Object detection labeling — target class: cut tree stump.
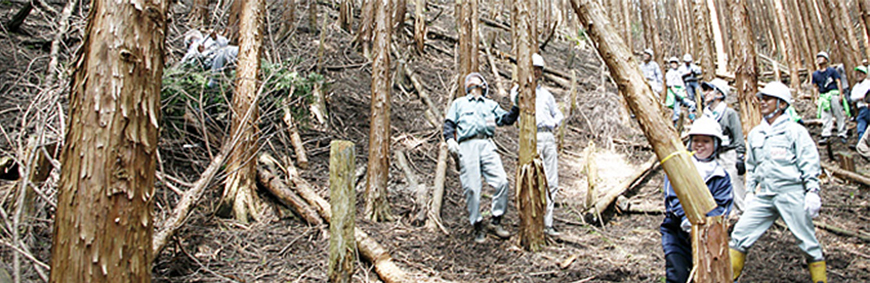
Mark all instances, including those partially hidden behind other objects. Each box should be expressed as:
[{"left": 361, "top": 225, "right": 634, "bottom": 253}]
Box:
[
  {"left": 837, "top": 152, "right": 855, "bottom": 184},
  {"left": 691, "top": 215, "right": 732, "bottom": 282},
  {"left": 328, "top": 140, "right": 356, "bottom": 283},
  {"left": 287, "top": 162, "right": 407, "bottom": 283}
]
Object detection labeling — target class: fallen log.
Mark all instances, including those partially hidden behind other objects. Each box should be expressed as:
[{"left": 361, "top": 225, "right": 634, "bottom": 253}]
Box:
[
  {"left": 822, "top": 162, "right": 870, "bottom": 187},
  {"left": 257, "top": 155, "right": 322, "bottom": 225},
  {"left": 283, "top": 101, "right": 310, "bottom": 169},
  {"left": 396, "top": 55, "right": 441, "bottom": 128},
  {"left": 153, "top": 152, "right": 227, "bottom": 258},
  {"left": 587, "top": 155, "right": 659, "bottom": 221},
  {"left": 425, "top": 142, "right": 450, "bottom": 234},
  {"left": 287, "top": 163, "right": 407, "bottom": 283},
  {"left": 396, "top": 150, "right": 428, "bottom": 225}
]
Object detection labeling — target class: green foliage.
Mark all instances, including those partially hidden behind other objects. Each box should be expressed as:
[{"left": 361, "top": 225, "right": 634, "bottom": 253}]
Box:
[
  {"left": 568, "top": 28, "right": 588, "bottom": 47},
  {"left": 159, "top": 60, "right": 326, "bottom": 135}
]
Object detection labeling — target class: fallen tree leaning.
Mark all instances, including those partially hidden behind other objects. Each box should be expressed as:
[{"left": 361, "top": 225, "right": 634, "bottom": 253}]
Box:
[{"left": 587, "top": 155, "right": 659, "bottom": 221}]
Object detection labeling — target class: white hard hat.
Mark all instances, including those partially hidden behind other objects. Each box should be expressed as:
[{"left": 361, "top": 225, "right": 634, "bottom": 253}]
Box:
[
  {"left": 643, "top": 49, "right": 654, "bottom": 57},
  {"left": 668, "top": 57, "right": 680, "bottom": 63},
  {"left": 756, "top": 81, "right": 793, "bottom": 105},
  {"left": 701, "top": 78, "right": 730, "bottom": 99},
  {"left": 533, "top": 53, "right": 545, "bottom": 68},
  {"left": 688, "top": 116, "right": 724, "bottom": 142},
  {"left": 816, "top": 51, "right": 830, "bottom": 60},
  {"left": 683, "top": 54, "right": 693, "bottom": 62}
]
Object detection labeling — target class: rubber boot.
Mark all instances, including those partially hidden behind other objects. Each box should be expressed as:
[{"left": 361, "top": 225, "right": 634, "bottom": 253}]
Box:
[
  {"left": 730, "top": 248, "right": 745, "bottom": 281},
  {"left": 809, "top": 261, "right": 827, "bottom": 283},
  {"left": 490, "top": 216, "right": 510, "bottom": 239},
  {"left": 473, "top": 221, "right": 485, "bottom": 243}
]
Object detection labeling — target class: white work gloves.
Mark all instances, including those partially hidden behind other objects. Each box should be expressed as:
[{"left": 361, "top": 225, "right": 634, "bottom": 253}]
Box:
[
  {"left": 680, "top": 218, "right": 691, "bottom": 233},
  {"left": 804, "top": 191, "right": 821, "bottom": 218},
  {"left": 447, "top": 139, "right": 460, "bottom": 155}
]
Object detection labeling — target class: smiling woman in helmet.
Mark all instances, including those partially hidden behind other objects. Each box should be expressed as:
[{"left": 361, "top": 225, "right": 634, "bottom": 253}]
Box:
[{"left": 660, "top": 117, "right": 733, "bottom": 283}]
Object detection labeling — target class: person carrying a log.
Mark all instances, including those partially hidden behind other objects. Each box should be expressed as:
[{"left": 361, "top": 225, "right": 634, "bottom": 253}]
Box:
[
  {"left": 700, "top": 79, "right": 747, "bottom": 214},
  {"left": 730, "top": 81, "right": 827, "bottom": 283},
  {"left": 444, "top": 72, "right": 519, "bottom": 243},
  {"left": 640, "top": 48, "right": 663, "bottom": 94},
  {"left": 678, "top": 53, "right": 703, "bottom": 102},
  {"left": 660, "top": 116, "right": 733, "bottom": 283},
  {"left": 850, "top": 66, "right": 870, "bottom": 149},
  {"left": 665, "top": 57, "right": 697, "bottom": 124},
  {"left": 510, "top": 54, "right": 565, "bottom": 236},
  {"left": 813, "top": 51, "right": 849, "bottom": 145}
]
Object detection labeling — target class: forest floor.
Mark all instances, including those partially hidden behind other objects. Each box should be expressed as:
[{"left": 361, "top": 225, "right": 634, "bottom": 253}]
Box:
[{"left": 1, "top": 0, "right": 870, "bottom": 282}]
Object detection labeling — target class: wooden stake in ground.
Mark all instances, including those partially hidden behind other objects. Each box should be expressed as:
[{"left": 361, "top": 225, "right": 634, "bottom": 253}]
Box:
[
  {"left": 329, "top": 141, "right": 357, "bottom": 283},
  {"left": 50, "top": 0, "right": 168, "bottom": 281},
  {"left": 727, "top": 0, "right": 761, "bottom": 136},
  {"left": 691, "top": 215, "right": 732, "bottom": 281},
  {"left": 220, "top": 0, "right": 265, "bottom": 224},
  {"left": 414, "top": 0, "right": 426, "bottom": 52},
  {"left": 514, "top": 0, "right": 545, "bottom": 252},
  {"left": 569, "top": 0, "right": 716, "bottom": 228},
  {"left": 365, "top": 0, "right": 394, "bottom": 222},
  {"left": 583, "top": 141, "right": 597, "bottom": 210}
]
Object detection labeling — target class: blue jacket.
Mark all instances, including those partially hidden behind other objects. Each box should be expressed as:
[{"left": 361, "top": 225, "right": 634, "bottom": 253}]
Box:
[{"left": 663, "top": 161, "right": 733, "bottom": 221}]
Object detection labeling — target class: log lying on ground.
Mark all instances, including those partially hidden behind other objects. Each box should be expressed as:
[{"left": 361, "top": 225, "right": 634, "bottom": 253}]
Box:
[
  {"left": 287, "top": 163, "right": 407, "bottom": 283},
  {"left": 822, "top": 162, "right": 870, "bottom": 187},
  {"left": 425, "top": 143, "right": 450, "bottom": 234},
  {"left": 396, "top": 150, "right": 428, "bottom": 225},
  {"left": 257, "top": 156, "right": 322, "bottom": 225},
  {"left": 395, "top": 53, "right": 441, "bottom": 128},
  {"left": 282, "top": 102, "right": 310, "bottom": 169},
  {"left": 587, "top": 155, "right": 659, "bottom": 221},
  {"left": 153, "top": 152, "right": 227, "bottom": 258}
]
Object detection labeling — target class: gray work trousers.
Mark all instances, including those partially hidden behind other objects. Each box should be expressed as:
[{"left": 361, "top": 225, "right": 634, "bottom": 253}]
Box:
[
  {"left": 458, "top": 138, "right": 509, "bottom": 225},
  {"left": 537, "top": 131, "right": 559, "bottom": 227},
  {"left": 821, "top": 95, "right": 847, "bottom": 138},
  {"left": 719, "top": 149, "right": 746, "bottom": 214},
  {"left": 729, "top": 189, "right": 824, "bottom": 262}
]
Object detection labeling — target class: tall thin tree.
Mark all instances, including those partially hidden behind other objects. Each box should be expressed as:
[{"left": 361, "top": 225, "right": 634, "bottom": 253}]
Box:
[
  {"left": 220, "top": 0, "right": 265, "bottom": 224},
  {"left": 728, "top": 0, "right": 761, "bottom": 135},
  {"left": 365, "top": 0, "right": 393, "bottom": 222},
  {"left": 514, "top": 0, "right": 545, "bottom": 252},
  {"left": 773, "top": 0, "right": 800, "bottom": 89},
  {"left": 49, "top": 0, "right": 168, "bottom": 281}
]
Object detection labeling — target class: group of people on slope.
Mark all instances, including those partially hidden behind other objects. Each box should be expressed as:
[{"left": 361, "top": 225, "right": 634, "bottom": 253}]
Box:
[
  {"left": 443, "top": 54, "right": 564, "bottom": 243},
  {"left": 643, "top": 51, "right": 829, "bottom": 283}
]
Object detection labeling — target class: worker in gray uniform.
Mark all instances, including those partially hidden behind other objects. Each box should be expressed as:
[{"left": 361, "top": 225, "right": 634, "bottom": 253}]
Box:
[
  {"left": 444, "top": 72, "right": 519, "bottom": 243},
  {"left": 700, "top": 79, "right": 746, "bottom": 214},
  {"left": 729, "top": 81, "right": 827, "bottom": 283}
]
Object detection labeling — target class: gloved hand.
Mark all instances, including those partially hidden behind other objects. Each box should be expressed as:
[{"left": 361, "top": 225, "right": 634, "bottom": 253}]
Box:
[
  {"left": 736, "top": 159, "right": 746, "bottom": 175},
  {"left": 744, "top": 192, "right": 755, "bottom": 208},
  {"left": 804, "top": 191, "right": 821, "bottom": 218},
  {"left": 680, "top": 218, "right": 691, "bottom": 233},
  {"left": 447, "top": 139, "right": 460, "bottom": 155}
]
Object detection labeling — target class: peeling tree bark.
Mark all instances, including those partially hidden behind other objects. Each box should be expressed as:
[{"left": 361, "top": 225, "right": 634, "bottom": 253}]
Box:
[
  {"left": 365, "top": 0, "right": 393, "bottom": 222},
  {"left": 457, "top": 0, "right": 480, "bottom": 97},
  {"left": 220, "top": 0, "right": 265, "bottom": 224},
  {"left": 728, "top": 0, "right": 761, "bottom": 136},
  {"left": 49, "top": 0, "right": 168, "bottom": 281},
  {"left": 514, "top": 0, "right": 545, "bottom": 252}
]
